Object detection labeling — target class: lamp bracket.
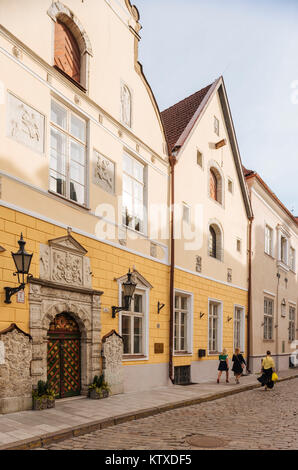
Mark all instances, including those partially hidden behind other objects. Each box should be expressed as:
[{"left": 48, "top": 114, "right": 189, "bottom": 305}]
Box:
[
  {"left": 4, "top": 283, "right": 25, "bottom": 304},
  {"left": 157, "top": 302, "right": 165, "bottom": 314}
]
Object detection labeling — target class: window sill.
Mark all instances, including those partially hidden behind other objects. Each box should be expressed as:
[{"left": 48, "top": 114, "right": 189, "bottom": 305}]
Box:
[
  {"left": 264, "top": 252, "right": 275, "bottom": 260},
  {"left": 173, "top": 352, "right": 192, "bottom": 357},
  {"left": 263, "top": 339, "right": 274, "bottom": 342},
  {"left": 122, "top": 355, "right": 148, "bottom": 361},
  {"left": 48, "top": 190, "right": 90, "bottom": 211},
  {"left": 53, "top": 65, "right": 87, "bottom": 93},
  {"left": 122, "top": 224, "right": 147, "bottom": 238}
]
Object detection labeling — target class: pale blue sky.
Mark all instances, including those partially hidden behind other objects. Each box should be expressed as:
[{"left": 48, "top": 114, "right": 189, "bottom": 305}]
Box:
[{"left": 134, "top": 0, "right": 298, "bottom": 215}]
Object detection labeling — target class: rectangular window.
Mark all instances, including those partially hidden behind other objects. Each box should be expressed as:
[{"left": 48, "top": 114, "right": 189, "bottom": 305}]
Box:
[
  {"left": 182, "top": 203, "right": 190, "bottom": 224},
  {"left": 281, "top": 236, "right": 288, "bottom": 264},
  {"left": 289, "top": 247, "right": 296, "bottom": 272},
  {"left": 121, "top": 291, "right": 145, "bottom": 355},
  {"left": 197, "top": 150, "right": 203, "bottom": 168},
  {"left": 289, "top": 306, "right": 296, "bottom": 342},
  {"left": 208, "top": 301, "right": 222, "bottom": 353},
  {"left": 228, "top": 178, "right": 233, "bottom": 194},
  {"left": 234, "top": 307, "right": 244, "bottom": 352},
  {"left": 122, "top": 153, "right": 145, "bottom": 233},
  {"left": 236, "top": 239, "right": 241, "bottom": 253},
  {"left": 50, "top": 99, "right": 87, "bottom": 205},
  {"left": 265, "top": 225, "right": 273, "bottom": 256},
  {"left": 174, "top": 294, "right": 189, "bottom": 352},
  {"left": 264, "top": 298, "right": 274, "bottom": 340}
]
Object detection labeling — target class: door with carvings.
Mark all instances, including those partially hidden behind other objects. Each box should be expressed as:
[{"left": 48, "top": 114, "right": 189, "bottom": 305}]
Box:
[{"left": 47, "top": 313, "right": 81, "bottom": 398}]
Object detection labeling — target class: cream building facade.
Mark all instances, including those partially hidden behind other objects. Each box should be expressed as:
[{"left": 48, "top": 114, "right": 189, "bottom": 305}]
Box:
[{"left": 245, "top": 170, "right": 298, "bottom": 372}]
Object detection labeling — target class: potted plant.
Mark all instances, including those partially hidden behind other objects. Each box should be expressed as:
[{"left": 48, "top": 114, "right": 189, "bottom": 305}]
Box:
[
  {"left": 88, "top": 374, "right": 111, "bottom": 399},
  {"left": 32, "top": 380, "right": 56, "bottom": 410}
]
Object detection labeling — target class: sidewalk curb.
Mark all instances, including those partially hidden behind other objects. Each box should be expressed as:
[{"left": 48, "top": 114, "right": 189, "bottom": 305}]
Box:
[{"left": 1, "top": 373, "right": 298, "bottom": 450}]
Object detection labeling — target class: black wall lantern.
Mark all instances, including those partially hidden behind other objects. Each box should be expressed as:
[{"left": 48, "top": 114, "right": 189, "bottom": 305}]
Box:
[
  {"left": 112, "top": 269, "right": 137, "bottom": 318},
  {"left": 4, "top": 233, "right": 33, "bottom": 304}
]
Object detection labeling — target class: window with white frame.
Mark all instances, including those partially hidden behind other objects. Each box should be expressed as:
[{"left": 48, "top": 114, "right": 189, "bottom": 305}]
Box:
[
  {"left": 182, "top": 203, "right": 190, "bottom": 224},
  {"left": 265, "top": 225, "right": 273, "bottom": 256},
  {"left": 264, "top": 298, "right": 274, "bottom": 340},
  {"left": 121, "top": 290, "right": 145, "bottom": 356},
  {"left": 289, "top": 247, "right": 296, "bottom": 272},
  {"left": 289, "top": 306, "right": 296, "bottom": 342},
  {"left": 197, "top": 150, "right": 203, "bottom": 168},
  {"left": 281, "top": 236, "right": 288, "bottom": 264},
  {"left": 208, "top": 300, "right": 222, "bottom": 354},
  {"left": 122, "top": 153, "right": 145, "bottom": 233},
  {"left": 174, "top": 294, "right": 191, "bottom": 353},
  {"left": 234, "top": 306, "right": 245, "bottom": 352},
  {"left": 50, "top": 99, "right": 87, "bottom": 205}
]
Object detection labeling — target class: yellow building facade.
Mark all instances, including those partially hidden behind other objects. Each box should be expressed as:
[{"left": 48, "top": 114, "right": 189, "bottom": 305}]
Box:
[{"left": 0, "top": 0, "right": 252, "bottom": 413}]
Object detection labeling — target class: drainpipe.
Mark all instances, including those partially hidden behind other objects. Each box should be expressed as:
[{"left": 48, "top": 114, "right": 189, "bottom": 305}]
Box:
[
  {"left": 169, "top": 146, "right": 179, "bottom": 384},
  {"left": 246, "top": 216, "right": 254, "bottom": 373}
]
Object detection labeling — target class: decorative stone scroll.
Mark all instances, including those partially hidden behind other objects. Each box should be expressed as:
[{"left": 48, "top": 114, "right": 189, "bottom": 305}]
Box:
[
  {"left": 7, "top": 93, "right": 45, "bottom": 154},
  {"left": 39, "top": 234, "right": 92, "bottom": 288},
  {"left": 93, "top": 151, "right": 115, "bottom": 194},
  {"left": 101, "top": 330, "right": 124, "bottom": 396},
  {"left": 0, "top": 324, "right": 32, "bottom": 414}
]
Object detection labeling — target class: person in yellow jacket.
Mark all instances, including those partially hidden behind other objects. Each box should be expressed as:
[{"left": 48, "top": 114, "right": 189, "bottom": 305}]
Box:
[{"left": 257, "top": 351, "right": 276, "bottom": 390}]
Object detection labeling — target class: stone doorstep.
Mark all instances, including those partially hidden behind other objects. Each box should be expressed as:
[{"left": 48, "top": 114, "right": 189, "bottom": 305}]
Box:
[{"left": 1, "top": 373, "right": 298, "bottom": 451}]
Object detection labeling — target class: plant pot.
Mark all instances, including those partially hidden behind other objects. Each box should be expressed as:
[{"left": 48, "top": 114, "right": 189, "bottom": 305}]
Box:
[
  {"left": 47, "top": 398, "right": 55, "bottom": 409},
  {"left": 88, "top": 389, "right": 109, "bottom": 399},
  {"left": 32, "top": 397, "right": 48, "bottom": 410}
]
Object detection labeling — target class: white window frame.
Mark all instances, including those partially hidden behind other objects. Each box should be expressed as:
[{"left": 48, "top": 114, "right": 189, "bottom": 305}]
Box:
[
  {"left": 182, "top": 202, "right": 191, "bottom": 224},
  {"left": 233, "top": 305, "right": 245, "bottom": 353},
  {"left": 289, "top": 306, "right": 296, "bottom": 342},
  {"left": 265, "top": 225, "right": 273, "bottom": 256},
  {"left": 173, "top": 289, "right": 193, "bottom": 356},
  {"left": 50, "top": 98, "right": 87, "bottom": 206},
  {"left": 122, "top": 152, "right": 147, "bottom": 235},
  {"left": 208, "top": 299, "right": 223, "bottom": 355},
  {"left": 264, "top": 297, "right": 274, "bottom": 340},
  {"left": 118, "top": 282, "right": 149, "bottom": 361},
  {"left": 289, "top": 246, "right": 296, "bottom": 272}
]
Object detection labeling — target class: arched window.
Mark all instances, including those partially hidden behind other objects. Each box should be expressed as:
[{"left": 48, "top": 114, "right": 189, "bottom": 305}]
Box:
[
  {"left": 208, "top": 223, "right": 223, "bottom": 261},
  {"left": 210, "top": 169, "right": 218, "bottom": 201},
  {"left": 54, "top": 20, "right": 81, "bottom": 84},
  {"left": 209, "top": 165, "right": 223, "bottom": 205},
  {"left": 48, "top": 2, "right": 93, "bottom": 91}
]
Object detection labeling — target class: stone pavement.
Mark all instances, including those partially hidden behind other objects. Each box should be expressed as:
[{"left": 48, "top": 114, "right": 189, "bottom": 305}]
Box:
[{"left": 0, "top": 368, "right": 297, "bottom": 450}]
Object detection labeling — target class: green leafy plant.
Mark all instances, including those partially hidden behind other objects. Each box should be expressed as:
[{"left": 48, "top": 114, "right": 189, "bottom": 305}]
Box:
[
  {"left": 32, "top": 380, "right": 55, "bottom": 400},
  {"left": 88, "top": 374, "right": 111, "bottom": 395}
]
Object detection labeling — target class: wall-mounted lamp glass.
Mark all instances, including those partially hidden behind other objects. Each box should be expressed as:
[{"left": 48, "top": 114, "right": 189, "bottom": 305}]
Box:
[
  {"left": 4, "top": 233, "right": 33, "bottom": 304},
  {"left": 112, "top": 269, "right": 137, "bottom": 318}
]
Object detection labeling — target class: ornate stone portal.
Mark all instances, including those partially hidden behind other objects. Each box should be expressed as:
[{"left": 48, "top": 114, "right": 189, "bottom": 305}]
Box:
[
  {"left": 101, "top": 330, "right": 124, "bottom": 396},
  {"left": 29, "top": 234, "right": 103, "bottom": 395}
]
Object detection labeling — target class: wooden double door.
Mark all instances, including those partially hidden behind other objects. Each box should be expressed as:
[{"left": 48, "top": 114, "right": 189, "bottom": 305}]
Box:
[{"left": 47, "top": 313, "right": 81, "bottom": 398}]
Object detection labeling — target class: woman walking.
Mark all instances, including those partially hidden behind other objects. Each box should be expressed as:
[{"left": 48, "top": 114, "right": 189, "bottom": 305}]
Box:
[
  {"left": 257, "top": 351, "right": 276, "bottom": 390},
  {"left": 232, "top": 348, "right": 246, "bottom": 384},
  {"left": 217, "top": 348, "right": 229, "bottom": 383}
]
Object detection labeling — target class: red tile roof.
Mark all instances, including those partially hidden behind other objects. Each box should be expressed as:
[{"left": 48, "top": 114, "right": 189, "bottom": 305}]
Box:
[{"left": 161, "top": 83, "right": 214, "bottom": 151}]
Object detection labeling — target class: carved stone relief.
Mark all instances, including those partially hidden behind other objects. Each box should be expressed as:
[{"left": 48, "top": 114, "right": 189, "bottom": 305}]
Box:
[
  {"left": 93, "top": 150, "right": 115, "bottom": 194},
  {"left": 7, "top": 93, "right": 45, "bottom": 154},
  {"left": 39, "top": 234, "right": 92, "bottom": 288},
  {"left": 121, "top": 84, "right": 131, "bottom": 127},
  {"left": 101, "top": 330, "right": 124, "bottom": 395}
]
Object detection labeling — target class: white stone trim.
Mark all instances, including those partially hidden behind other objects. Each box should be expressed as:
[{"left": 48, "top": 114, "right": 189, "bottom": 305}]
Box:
[{"left": 263, "top": 290, "right": 276, "bottom": 298}]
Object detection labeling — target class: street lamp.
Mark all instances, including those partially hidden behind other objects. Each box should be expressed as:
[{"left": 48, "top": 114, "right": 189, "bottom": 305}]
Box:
[
  {"left": 112, "top": 269, "right": 137, "bottom": 318},
  {"left": 4, "top": 233, "right": 33, "bottom": 304}
]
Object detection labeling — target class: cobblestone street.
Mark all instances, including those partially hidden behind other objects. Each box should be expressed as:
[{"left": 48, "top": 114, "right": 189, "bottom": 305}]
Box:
[{"left": 43, "top": 378, "right": 298, "bottom": 451}]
